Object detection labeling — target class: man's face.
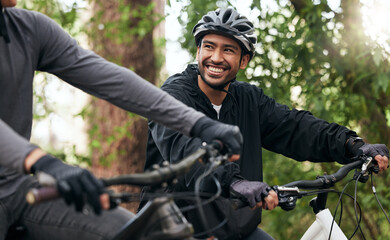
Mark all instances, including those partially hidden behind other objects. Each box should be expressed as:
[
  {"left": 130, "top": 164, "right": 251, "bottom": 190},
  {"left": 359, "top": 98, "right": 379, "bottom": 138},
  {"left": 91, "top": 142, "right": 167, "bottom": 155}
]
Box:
[
  {"left": 1, "top": 0, "right": 17, "bottom": 7},
  {"left": 196, "top": 33, "right": 249, "bottom": 88}
]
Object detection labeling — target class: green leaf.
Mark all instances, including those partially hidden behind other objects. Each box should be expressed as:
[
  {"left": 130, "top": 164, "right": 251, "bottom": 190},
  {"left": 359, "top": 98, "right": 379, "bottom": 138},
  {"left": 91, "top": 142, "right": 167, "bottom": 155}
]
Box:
[
  {"left": 373, "top": 48, "right": 382, "bottom": 67},
  {"left": 91, "top": 140, "right": 101, "bottom": 148},
  {"left": 378, "top": 73, "right": 389, "bottom": 93}
]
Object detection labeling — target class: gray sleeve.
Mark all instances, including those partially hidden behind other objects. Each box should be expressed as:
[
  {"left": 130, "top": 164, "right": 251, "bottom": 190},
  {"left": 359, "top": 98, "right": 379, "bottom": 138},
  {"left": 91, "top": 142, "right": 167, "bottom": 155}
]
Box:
[
  {"left": 0, "top": 119, "right": 38, "bottom": 174},
  {"left": 34, "top": 12, "right": 203, "bottom": 136}
]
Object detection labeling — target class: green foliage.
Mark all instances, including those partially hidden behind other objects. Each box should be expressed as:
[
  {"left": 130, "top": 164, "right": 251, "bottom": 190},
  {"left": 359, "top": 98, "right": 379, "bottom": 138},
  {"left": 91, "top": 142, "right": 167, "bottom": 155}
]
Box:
[
  {"left": 19, "top": 0, "right": 84, "bottom": 34},
  {"left": 88, "top": 1, "right": 164, "bottom": 48}
]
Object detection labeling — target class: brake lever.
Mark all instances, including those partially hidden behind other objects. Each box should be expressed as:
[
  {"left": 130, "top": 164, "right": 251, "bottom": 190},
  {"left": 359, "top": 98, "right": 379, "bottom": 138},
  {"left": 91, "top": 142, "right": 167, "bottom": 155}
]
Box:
[
  {"left": 361, "top": 156, "right": 374, "bottom": 175},
  {"left": 354, "top": 155, "right": 379, "bottom": 183},
  {"left": 201, "top": 142, "right": 229, "bottom": 166},
  {"left": 274, "top": 186, "right": 300, "bottom": 211}
]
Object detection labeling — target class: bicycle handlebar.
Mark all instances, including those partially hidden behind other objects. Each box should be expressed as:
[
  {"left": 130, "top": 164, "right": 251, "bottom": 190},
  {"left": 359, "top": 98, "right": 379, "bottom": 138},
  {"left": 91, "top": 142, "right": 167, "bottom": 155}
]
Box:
[
  {"left": 102, "top": 148, "right": 207, "bottom": 187},
  {"left": 283, "top": 159, "right": 364, "bottom": 188},
  {"left": 232, "top": 155, "right": 377, "bottom": 211},
  {"left": 26, "top": 141, "right": 226, "bottom": 205}
]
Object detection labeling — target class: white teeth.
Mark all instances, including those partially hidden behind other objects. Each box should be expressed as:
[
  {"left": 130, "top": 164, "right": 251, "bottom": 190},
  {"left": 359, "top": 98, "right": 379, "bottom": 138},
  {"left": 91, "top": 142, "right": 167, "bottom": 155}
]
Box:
[{"left": 208, "top": 66, "right": 224, "bottom": 73}]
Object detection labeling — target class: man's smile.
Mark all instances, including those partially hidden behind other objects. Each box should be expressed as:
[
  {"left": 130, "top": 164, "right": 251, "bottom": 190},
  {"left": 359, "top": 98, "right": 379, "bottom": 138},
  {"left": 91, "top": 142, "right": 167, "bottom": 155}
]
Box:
[
  {"left": 208, "top": 66, "right": 224, "bottom": 73},
  {"left": 204, "top": 62, "right": 230, "bottom": 78}
]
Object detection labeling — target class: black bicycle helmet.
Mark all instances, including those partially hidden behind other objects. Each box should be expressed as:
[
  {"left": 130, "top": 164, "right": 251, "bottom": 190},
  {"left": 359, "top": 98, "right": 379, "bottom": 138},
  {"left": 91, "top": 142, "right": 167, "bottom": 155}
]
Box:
[{"left": 192, "top": 7, "right": 257, "bottom": 59}]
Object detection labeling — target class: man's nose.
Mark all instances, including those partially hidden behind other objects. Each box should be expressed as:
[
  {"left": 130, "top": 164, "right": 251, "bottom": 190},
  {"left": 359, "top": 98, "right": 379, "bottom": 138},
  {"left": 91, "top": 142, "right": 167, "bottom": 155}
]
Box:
[{"left": 210, "top": 50, "right": 223, "bottom": 63}]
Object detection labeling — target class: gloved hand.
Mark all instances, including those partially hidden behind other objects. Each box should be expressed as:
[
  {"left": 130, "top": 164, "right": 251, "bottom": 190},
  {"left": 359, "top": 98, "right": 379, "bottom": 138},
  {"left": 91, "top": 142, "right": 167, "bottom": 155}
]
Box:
[
  {"left": 191, "top": 116, "right": 243, "bottom": 157},
  {"left": 230, "top": 179, "right": 274, "bottom": 209},
  {"left": 346, "top": 136, "right": 389, "bottom": 171},
  {"left": 31, "top": 155, "right": 104, "bottom": 214}
]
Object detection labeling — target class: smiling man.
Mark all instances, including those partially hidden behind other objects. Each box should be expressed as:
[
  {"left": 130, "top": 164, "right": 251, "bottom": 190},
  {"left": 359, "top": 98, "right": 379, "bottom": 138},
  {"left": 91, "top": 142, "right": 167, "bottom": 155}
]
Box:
[{"left": 141, "top": 7, "right": 389, "bottom": 240}]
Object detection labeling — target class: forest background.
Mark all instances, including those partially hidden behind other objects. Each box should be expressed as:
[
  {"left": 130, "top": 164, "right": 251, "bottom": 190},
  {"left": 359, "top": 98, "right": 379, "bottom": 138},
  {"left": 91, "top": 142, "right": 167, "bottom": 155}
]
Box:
[{"left": 19, "top": 0, "right": 390, "bottom": 239}]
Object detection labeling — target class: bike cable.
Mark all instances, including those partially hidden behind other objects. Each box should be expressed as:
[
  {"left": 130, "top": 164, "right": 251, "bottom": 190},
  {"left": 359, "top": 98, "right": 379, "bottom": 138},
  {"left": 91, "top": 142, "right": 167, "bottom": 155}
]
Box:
[
  {"left": 370, "top": 174, "right": 390, "bottom": 224},
  {"left": 193, "top": 175, "right": 229, "bottom": 238},
  {"left": 194, "top": 163, "right": 226, "bottom": 238},
  {"left": 328, "top": 178, "right": 352, "bottom": 240},
  {"left": 353, "top": 173, "right": 366, "bottom": 240}
]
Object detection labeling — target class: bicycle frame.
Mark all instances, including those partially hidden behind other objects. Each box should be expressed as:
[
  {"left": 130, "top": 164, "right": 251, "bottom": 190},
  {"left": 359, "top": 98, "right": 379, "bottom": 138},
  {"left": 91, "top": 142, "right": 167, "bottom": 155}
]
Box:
[
  {"left": 301, "top": 208, "right": 347, "bottom": 240},
  {"left": 300, "top": 191, "right": 348, "bottom": 240},
  {"left": 113, "top": 196, "right": 194, "bottom": 240}
]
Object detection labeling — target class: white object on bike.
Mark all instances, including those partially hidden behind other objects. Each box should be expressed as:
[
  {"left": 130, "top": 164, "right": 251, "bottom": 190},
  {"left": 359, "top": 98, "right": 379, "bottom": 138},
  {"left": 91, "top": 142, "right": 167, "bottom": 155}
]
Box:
[{"left": 301, "top": 208, "right": 347, "bottom": 240}]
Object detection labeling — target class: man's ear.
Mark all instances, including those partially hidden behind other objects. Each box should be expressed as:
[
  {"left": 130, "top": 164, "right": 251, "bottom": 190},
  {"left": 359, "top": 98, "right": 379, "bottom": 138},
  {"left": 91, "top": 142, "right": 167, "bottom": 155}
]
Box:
[
  {"left": 196, "top": 46, "right": 200, "bottom": 61},
  {"left": 240, "top": 54, "right": 250, "bottom": 69}
]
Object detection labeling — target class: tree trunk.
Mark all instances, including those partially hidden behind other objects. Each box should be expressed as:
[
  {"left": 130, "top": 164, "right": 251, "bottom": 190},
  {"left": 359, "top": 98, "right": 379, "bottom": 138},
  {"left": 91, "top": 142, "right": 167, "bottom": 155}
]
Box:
[{"left": 87, "top": 0, "right": 164, "bottom": 212}]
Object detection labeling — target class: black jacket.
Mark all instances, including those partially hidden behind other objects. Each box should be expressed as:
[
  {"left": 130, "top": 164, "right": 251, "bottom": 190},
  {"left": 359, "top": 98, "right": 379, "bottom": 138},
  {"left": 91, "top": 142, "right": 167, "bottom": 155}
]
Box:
[{"left": 143, "top": 64, "right": 356, "bottom": 239}]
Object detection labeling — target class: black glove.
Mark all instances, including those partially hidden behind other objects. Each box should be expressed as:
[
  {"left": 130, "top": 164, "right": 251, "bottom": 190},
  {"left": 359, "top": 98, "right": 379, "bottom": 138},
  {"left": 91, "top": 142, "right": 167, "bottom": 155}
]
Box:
[
  {"left": 360, "top": 144, "right": 389, "bottom": 159},
  {"left": 31, "top": 155, "right": 104, "bottom": 214},
  {"left": 346, "top": 136, "right": 389, "bottom": 159},
  {"left": 229, "top": 179, "right": 271, "bottom": 208},
  {"left": 191, "top": 116, "right": 243, "bottom": 155}
]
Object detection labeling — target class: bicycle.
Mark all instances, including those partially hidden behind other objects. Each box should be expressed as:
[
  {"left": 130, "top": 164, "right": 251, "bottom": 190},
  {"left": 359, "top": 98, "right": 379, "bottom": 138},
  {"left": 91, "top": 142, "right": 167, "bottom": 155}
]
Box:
[
  {"left": 25, "top": 141, "right": 230, "bottom": 240},
  {"left": 232, "top": 155, "right": 390, "bottom": 239},
  {"left": 19, "top": 150, "right": 390, "bottom": 239}
]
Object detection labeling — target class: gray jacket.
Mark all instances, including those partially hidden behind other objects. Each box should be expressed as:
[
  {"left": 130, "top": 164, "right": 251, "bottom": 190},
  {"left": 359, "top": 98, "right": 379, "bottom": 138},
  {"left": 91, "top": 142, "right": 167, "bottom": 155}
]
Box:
[{"left": 0, "top": 7, "right": 203, "bottom": 198}]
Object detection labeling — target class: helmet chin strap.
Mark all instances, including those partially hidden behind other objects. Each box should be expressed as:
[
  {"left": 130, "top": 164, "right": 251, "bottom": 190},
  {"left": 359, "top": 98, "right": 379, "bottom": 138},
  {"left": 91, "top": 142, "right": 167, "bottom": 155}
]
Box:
[
  {"left": 197, "top": 68, "right": 235, "bottom": 92},
  {"left": 0, "top": 6, "right": 10, "bottom": 44}
]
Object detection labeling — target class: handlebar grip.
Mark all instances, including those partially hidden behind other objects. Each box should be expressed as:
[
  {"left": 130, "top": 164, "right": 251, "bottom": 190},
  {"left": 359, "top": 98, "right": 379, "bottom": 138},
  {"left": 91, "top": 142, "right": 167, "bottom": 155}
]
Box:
[{"left": 26, "top": 187, "right": 59, "bottom": 205}]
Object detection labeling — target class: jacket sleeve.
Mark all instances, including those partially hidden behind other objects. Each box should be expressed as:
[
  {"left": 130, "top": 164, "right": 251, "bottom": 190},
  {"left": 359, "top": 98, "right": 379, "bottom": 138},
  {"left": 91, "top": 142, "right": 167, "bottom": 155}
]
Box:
[
  {"left": 258, "top": 91, "right": 356, "bottom": 164},
  {"left": 149, "top": 120, "right": 241, "bottom": 195},
  {"left": 148, "top": 87, "right": 240, "bottom": 195},
  {"left": 32, "top": 11, "right": 203, "bottom": 136},
  {"left": 0, "top": 119, "right": 38, "bottom": 174}
]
